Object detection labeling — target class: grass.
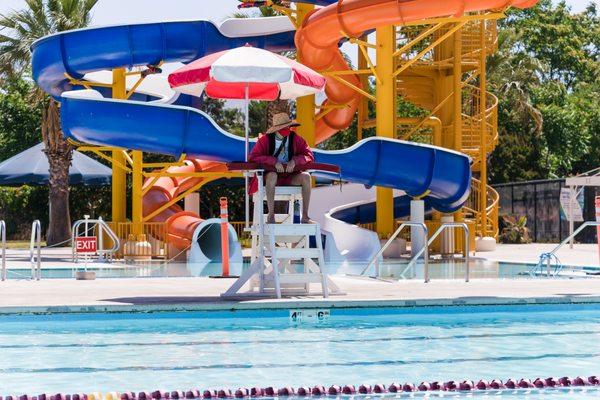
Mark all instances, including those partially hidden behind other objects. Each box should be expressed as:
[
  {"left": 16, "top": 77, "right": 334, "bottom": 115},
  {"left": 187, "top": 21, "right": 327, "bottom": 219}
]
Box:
[{"left": 4, "top": 240, "right": 47, "bottom": 249}]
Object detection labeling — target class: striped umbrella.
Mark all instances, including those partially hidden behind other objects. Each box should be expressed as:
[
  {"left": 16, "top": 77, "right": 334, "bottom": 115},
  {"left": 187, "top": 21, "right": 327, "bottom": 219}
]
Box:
[
  {"left": 168, "top": 44, "right": 325, "bottom": 227},
  {"left": 168, "top": 45, "right": 325, "bottom": 159}
]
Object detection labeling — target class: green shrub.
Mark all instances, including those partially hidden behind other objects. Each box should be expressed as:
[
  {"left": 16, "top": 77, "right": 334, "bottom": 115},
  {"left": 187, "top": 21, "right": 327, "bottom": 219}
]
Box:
[{"left": 499, "top": 214, "right": 532, "bottom": 244}]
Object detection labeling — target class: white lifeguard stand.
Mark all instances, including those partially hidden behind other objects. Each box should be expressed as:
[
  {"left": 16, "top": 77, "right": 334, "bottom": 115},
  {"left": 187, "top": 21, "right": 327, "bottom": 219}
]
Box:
[{"left": 222, "top": 171, "right": 340, "bottom": 298}]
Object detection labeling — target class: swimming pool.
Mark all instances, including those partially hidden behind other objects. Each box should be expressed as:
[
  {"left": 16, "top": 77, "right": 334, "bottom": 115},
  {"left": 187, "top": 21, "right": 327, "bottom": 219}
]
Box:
[
  {"left": 4, "top": 259, "right": 598, "bottom": 280},
  {"left": 0, "top": 304, "right": 598, "bottom": 398}
]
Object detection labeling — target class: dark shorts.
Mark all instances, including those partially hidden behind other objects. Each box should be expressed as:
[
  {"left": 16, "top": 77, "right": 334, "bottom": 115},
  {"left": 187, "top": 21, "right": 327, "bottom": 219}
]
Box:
[
  {"left": 266, "top": 172, "right": 300, "bottom": 186},
  {"left": 276, "top": 173, "right": 297, "bottom": 186}
]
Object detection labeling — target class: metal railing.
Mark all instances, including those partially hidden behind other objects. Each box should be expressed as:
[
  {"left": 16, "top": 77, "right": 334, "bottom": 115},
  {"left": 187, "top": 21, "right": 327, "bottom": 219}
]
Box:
[
  {"left": 72, "top": 217, "right": 120, "bottom": 262},
  {"left": 0, "top": 220, "right": 6, "bottom": 281},
  {"left": 465, "top": 177, "right": 499, "bottom": 239},
  {"left": 530, "top": 221, "right": 600, "bottom": 277},
  {"left": 361, "top": 222, "right": 429, "bottom": 278},
  {"left": 407, "top": 222, "right": 470, "bottom": 282},
  {"left": 108, "top": 221, "right": 168, "bottom": 259},
  {"left": 29, "top": 220, "right": 41, "bottom": 281}
]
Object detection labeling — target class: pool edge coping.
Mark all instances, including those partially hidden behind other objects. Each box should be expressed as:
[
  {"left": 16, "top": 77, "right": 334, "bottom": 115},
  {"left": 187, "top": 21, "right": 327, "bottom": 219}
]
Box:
[{"left": 1, "top": 295, "right": 599, "bottom": 315}]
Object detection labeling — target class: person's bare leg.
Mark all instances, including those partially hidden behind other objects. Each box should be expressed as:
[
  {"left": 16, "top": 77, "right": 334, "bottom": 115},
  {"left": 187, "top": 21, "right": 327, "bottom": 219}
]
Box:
[
  {"left": 291, "top": 172, "right": 313, "bottom": 223},
  {"left": 265, "top": 172, "right": 278, "bottom": 224}
]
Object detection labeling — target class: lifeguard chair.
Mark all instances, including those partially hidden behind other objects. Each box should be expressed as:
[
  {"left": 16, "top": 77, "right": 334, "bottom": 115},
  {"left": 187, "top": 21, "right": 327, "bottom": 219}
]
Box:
[{"left": 222, "top": 164, "right": 341, "bottom": 298}]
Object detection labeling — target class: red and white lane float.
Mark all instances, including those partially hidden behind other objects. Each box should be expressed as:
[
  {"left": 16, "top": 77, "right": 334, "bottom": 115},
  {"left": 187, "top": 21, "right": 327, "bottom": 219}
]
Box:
[{"left": 2, "top": 376, "right": 599, "bottom": 400}]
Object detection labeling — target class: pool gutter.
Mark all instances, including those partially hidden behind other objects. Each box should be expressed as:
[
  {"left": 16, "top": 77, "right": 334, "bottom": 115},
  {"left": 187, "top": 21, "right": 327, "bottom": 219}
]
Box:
[{"left": 1, "top": 295, "right": 600, "bottom": 315}]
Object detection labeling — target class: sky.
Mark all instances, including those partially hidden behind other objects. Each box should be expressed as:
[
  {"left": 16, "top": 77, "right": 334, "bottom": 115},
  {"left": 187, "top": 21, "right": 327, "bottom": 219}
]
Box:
[
  {"left": 0, "top": 0, "right": 595, "bottom": 106},
  {"left": 0, "top": 0, "right": 597, "bottom": 26}
]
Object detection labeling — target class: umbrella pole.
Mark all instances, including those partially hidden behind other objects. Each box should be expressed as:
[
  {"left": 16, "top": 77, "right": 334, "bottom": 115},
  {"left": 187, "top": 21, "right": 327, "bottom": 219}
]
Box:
[{"left": 244, "top": 84, "right": 250, "bottom": 230}]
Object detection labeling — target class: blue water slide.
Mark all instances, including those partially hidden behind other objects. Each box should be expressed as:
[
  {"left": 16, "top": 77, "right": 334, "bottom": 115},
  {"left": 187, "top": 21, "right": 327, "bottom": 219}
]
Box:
[
  {"left": 60, "top": 95, "right": 471, "bottom": 212},
  {"left": 31, "top": 20, "right": 296, "bottom": 99},
  {"left": 31, "top": 18, "right": 470, "bottom": 215},
  {"left": 331, "top": 195, "right": 433, "bottom": 225}
]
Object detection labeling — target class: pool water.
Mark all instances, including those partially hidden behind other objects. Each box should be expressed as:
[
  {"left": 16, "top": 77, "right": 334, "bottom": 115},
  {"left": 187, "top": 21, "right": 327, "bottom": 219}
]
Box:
[
  {"left": 0, "top": 304, "right": 599, "bottom": 398},
  {"left": 4, "top": 259, "right": 598, "bottom": 280}
]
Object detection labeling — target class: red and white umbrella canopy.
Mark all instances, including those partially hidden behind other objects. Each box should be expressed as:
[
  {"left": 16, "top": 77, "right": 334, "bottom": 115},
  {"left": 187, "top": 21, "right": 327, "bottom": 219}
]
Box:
[{"left": 168, "top": 45, "right": 325, "bottom": 100}]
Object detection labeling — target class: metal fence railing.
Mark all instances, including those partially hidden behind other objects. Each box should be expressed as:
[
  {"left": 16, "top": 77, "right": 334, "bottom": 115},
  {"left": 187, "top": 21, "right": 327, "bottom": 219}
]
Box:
[{"left": 108, "top": 222, "right": 169, "bottom": 259}]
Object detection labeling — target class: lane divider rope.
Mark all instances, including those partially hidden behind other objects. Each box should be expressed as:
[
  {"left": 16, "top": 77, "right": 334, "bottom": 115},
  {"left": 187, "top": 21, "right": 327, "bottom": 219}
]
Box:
[{"left": 3, "top": 376, "right": 599, "bottom": 400}]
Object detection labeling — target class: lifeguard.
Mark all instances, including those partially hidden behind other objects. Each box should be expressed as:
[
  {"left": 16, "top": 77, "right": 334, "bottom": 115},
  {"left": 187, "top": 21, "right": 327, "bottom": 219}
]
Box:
[{"left": 249, "top": 113, "right": 314, "bottom": 224}]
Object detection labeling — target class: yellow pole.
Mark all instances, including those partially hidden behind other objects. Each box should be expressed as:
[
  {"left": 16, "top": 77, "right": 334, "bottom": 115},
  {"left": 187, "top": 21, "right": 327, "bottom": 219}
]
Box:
[
  {"left": 452, "top": 24, "right": 465, "bottom": 251},
  {"left": 132, "top": 150, "right": 143, "bottom": 234},
  {"left": 357, "top": 35, "right": 369, "bottom": 141},
  {"left": 479, "top": 20, "right": 487, "bottom": 237},
  {"left": 453, "top": 25, "right": 462, "bottom": 152},
  {"left": 111, "top": 69, "right": 127, "bottom": 224},
  {"left": 375, "top": 25, "right": 396, "bottom": 237},
  {"left": 296, "top": 3, "right": 316, "bottom": 147}
]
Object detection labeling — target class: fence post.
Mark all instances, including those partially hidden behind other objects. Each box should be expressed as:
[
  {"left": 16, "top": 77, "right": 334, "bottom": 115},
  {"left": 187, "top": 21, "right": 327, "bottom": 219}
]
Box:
[
  {"left": 220, "top": 197, "right": 230, "bottom": 277},
  {"left": 596, "top": 196, "right": 600, "bottom": 264}
]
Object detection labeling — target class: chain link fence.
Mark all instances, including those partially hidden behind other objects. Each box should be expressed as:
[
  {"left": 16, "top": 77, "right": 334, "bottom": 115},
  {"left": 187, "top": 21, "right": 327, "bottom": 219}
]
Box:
[{"left": 492, "top": 179, "right": 597, "bottom": 243}]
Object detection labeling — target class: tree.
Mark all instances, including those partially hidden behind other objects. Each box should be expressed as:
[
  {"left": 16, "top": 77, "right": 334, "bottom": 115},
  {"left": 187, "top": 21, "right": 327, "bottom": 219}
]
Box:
[
  {"left": 0, "top": 76, "right": 41, "bottom": 157},
  {"left": 0, "top": 0, "right": 98, "bottom": 245},
  {"left": 489, "top": 0, "right": 599, "bottom": 183}
]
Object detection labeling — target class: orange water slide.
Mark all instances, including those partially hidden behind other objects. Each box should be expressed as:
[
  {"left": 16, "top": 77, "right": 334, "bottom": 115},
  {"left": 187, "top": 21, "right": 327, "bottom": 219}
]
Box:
[
  {"left": 142, "top": 160, "right": 228, "bottom": 250},
  {"left": 296, "top": 0, "right": 538, "bottom": 142}
]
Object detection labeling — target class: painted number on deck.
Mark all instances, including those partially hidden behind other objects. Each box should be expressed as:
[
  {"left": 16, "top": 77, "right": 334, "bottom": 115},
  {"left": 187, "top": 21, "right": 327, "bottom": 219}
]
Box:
[
  {"left": 76, "top": 237, "right": 97, "bottom": 254},
  {"left": 289, "top": 309, "right": 330, "bottom": 322}
]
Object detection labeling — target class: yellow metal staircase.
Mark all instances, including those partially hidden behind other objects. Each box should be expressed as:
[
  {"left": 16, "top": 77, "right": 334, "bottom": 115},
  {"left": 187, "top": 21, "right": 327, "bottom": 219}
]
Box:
[{"left": 394, "top": 16, "right": 501, "bottom": 238}]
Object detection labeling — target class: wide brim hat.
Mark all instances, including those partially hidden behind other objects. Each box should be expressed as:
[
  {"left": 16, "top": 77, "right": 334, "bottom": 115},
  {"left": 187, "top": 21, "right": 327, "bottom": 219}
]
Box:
[{"left": 266, "top": 112, "right": 301, "bottom": 134}]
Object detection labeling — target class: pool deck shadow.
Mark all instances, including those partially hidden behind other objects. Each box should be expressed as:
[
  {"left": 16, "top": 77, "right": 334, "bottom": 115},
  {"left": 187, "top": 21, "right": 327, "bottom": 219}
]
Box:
[{"left": 0, "top": 275, "right": 599, "bottom": 314}]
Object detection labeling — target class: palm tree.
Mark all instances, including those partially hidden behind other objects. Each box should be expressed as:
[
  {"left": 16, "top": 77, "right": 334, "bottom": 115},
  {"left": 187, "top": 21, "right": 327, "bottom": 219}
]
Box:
[
  {"left": 487, "top": 29, "right": 545, "bottom": 135},
  {"left": 0, "top": 0, "right": 98, "bottom": 245}
]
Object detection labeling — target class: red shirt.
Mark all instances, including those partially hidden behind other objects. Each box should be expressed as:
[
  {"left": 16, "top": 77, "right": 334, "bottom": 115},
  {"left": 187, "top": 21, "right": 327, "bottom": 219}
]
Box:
[{"left": 247, "top": 132, "right": 314, "bottom": 194}]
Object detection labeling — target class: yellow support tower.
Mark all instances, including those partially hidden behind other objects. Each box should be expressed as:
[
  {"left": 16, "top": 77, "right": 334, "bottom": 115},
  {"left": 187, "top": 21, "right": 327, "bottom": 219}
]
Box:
[
  {"left": 452, "top": 25, "right": 465, "bottom": 231},
  {"left": 111, "top": 69, "right": 127, "bottom": 223},
  {"left": 479, "top": 19, "right": 488, "bottom": 238},
  {"left": 132, "top": 150, "right": 143, "bottom": 234},
  {"left": 375, "top": 26, "right": 396, "bottom": 237}
]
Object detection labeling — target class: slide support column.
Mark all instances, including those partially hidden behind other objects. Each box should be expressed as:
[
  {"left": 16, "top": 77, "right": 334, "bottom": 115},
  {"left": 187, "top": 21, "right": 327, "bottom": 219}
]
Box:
[
  {"left": 410, "top": 200, "right": 425, "bottom": 259},
  {"left": 111, "top": 68, "right": 127, "bottom": 224},
  {"left": 479, "top": 20, "right": 488, "bottom": 238},
  {"left": 132, "top": 150, "right": 143, "bottom": 235},
  {"left": 296, "top": 3, "right": 316, "bottom": 148},
  {"left": 375, "top": 25, "right": 396, "bottom": 238},
  {"left": 357, "top": 35, "right": 369, "bottom": 141},
  {"left": 452, "top": 25, "right": 464, "bottom": 251}
]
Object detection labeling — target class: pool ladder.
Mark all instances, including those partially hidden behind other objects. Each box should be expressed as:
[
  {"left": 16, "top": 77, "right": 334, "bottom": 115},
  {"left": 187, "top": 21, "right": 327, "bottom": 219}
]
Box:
[
  {"left": 30, "top": 220, "right": 42, "bottom": 280},
  {"left": 363, "top": 222, "right": 470, "bottom": 282},
  {"left": 530, "top": 221, "right": 600, "bottom": 277},
  {"left": 1, "top": 220, "right": 42, "bottom": 281},
  {"left": 0, "top": 220, "right": 6, "bottom": 281},
  {"left": 71, "top": 217, "right": 120, "bottom": 263}
]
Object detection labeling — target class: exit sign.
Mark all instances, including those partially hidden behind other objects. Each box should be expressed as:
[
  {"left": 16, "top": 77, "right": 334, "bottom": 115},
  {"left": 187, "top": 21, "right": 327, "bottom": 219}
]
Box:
[{"left": 75, "top": 237, "right": 97, "bottom": 254}]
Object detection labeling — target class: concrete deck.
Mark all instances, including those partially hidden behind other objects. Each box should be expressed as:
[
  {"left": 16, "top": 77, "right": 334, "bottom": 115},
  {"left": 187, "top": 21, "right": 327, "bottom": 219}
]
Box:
[
  {"left": 0, "top": 242, "right": 598, "bottom": 314},
  {"left": 481, "top": 243, "right": 599, "bottom": 267},
  {"left": 0, "top": 275, "right": 599, "bottom": 314}
]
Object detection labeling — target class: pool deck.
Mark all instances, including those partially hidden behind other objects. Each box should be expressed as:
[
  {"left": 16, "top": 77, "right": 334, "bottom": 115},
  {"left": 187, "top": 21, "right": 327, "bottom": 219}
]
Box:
[
  {"left": 1, "top": 242, "right": 598, "bottom": 314},
  {"left": 478, "top": 243, "right": 599, "bottom": 267},
  {"left": 1, "top": 275, "right": 599, "bottom": 314}
]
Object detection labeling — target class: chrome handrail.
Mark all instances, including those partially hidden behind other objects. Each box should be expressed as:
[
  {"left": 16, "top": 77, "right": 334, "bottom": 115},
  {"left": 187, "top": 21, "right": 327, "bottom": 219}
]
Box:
[
  {"left": 532, "top": 221, "right": 600, "bottom": 277},
  {"left": 407, "top": 222, "right": 470, "bottom": 282},
  {"left": 71, "top": 217, "right": 120, "bottom": 262},
  {"left": 361, "top": 222, "right": 429, "bottom": 278},
  {"left": 29, "top": 220, "right": 41, "bottom": 280},
  {"left": 0, "top": 220, "right": 6, "bottom": 281}
]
